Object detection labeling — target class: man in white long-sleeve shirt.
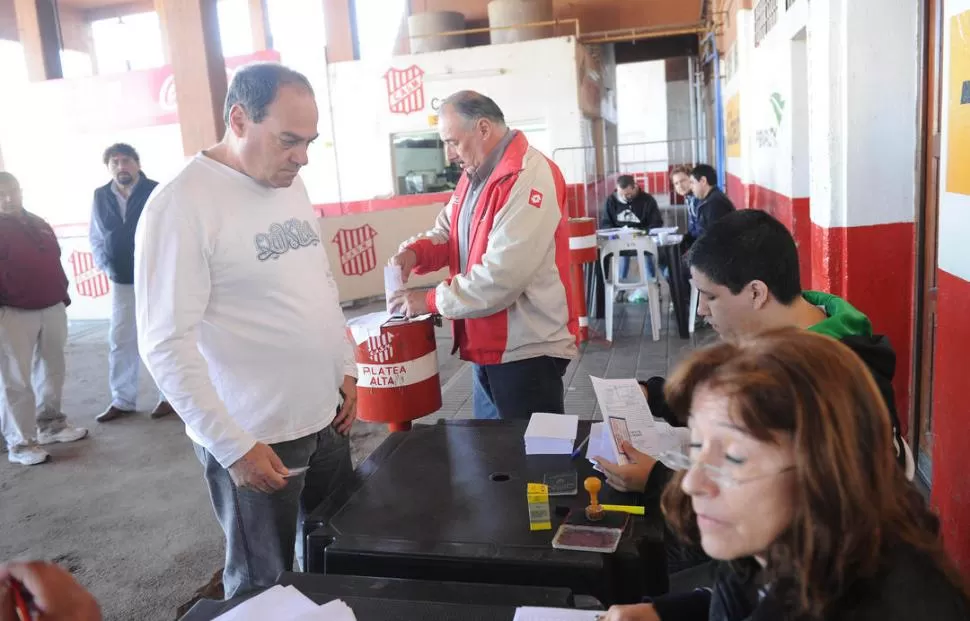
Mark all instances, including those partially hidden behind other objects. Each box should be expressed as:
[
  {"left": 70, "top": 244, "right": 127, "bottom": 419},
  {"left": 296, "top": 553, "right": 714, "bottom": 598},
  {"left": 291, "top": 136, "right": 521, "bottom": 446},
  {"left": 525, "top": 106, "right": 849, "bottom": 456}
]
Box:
[{"left": 134, "top": 63, "right": 359, "bottom": 599}]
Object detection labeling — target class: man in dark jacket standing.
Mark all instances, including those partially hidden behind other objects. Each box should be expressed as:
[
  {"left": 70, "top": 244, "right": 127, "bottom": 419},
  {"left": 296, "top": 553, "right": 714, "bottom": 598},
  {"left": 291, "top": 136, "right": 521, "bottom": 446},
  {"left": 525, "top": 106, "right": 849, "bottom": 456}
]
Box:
[
  {"left": 89, "top": 144, "right": 172, "bottom": 422},
  {"left": 684, "top": 164, "right": 735, "bottom": 250},
  {"left": 0, "top": 172, "right": 88, "bottom": 465}
]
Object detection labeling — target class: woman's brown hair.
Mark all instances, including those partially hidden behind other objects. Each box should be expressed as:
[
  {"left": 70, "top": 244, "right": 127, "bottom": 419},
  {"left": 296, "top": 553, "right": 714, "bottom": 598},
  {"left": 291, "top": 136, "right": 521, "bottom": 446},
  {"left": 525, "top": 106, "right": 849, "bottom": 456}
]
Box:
[{"left": 661, "top": 328, "right": 968, "bottom": 617}]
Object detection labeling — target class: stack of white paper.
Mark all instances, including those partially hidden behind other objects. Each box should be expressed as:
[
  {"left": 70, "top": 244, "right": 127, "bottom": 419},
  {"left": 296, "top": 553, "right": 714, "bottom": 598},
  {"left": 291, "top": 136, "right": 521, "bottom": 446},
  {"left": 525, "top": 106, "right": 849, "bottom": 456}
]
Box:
[
  {"left": 589, "top": 376, "right": 689, "bottom": 468},
  {"left": 213, "top": 585, "right": 357, "bottom": 621},
  {"left": 513, "top": 606, "right": 603, "bottom": 621},
  {"left": 524, "top": 412, "right": 579, "bottom": 455}
]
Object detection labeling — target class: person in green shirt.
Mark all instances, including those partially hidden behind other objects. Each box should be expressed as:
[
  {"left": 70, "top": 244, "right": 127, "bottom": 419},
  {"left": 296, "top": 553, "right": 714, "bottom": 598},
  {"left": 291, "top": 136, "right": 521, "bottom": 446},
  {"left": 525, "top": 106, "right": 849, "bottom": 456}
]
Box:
[{"left": 596, "top": 209, "right": 908, "bottom": 499}]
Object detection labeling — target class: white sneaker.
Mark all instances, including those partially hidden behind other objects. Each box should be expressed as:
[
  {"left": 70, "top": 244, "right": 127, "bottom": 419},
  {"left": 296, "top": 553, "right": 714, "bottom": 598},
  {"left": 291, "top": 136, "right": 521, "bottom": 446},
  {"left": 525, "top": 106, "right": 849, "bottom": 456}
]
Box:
[
  {"left": 37, "top": 426, "right": 89, "bottom": 446},
  {"left": 9, "top": 445, "right": 50, "bottom": 466}
]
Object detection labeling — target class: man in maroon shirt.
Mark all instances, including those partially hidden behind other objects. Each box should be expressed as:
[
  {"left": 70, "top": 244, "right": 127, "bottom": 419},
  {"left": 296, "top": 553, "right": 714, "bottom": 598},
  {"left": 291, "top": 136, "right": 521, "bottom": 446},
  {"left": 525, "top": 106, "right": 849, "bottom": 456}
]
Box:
[{"left": 0, "top": 172, "right": 88, "bottom": 465}]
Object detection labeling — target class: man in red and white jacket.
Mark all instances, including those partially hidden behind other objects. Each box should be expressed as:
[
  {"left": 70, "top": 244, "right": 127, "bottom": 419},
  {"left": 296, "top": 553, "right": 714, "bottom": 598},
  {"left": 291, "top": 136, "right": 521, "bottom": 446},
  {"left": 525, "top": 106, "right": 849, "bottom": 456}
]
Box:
[{"left": 391, "top": 91, "right": 578, "bottom": 420}]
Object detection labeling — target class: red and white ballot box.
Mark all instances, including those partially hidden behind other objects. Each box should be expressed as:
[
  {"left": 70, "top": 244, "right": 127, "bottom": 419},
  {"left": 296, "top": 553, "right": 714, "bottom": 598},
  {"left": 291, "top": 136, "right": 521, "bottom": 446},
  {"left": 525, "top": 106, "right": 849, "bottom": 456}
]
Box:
[{"left": 348, "top": 312, "right": 442, "bottom": 432}]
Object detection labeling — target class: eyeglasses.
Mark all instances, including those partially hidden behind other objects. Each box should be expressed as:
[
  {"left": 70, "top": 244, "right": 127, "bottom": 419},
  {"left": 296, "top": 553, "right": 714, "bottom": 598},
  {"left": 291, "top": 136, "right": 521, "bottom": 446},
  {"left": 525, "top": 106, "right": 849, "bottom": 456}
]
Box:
[{"left": 660, "top": 450, "right": 795, "bottom": 488}]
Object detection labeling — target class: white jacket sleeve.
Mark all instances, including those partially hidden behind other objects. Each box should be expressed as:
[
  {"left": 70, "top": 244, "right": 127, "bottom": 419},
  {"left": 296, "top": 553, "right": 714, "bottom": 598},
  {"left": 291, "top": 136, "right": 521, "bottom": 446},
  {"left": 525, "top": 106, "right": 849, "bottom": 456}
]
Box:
[
  {"left": 434, "top": 158, "right": 561, "bottom": 320},
  {"left": 134, "top": 191, "right": 257, "bottom": 468},
  {"left": 88, "top": 203, "right": 107, "bottom": 272}
]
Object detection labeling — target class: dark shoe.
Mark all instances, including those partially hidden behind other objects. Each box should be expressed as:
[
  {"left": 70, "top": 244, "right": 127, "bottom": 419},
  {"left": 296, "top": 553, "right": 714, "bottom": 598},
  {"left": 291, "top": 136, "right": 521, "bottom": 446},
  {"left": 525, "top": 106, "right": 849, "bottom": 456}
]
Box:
[
  {"left": 96, "top": 406, "right": 133, "bottom": 423},
  {"left": 150, "top": 401, "right": 176, "bottom": 419}
]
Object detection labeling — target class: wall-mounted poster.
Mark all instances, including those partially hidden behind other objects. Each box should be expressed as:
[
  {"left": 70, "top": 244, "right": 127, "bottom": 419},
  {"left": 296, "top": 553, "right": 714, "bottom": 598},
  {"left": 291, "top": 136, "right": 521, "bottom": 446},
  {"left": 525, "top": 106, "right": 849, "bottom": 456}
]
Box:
[
  {"left": 726, "top": 93, "right": 742, "bottom": 158},
  {"left": 946, "top": 9, "right": 970, "bottom": 196}
]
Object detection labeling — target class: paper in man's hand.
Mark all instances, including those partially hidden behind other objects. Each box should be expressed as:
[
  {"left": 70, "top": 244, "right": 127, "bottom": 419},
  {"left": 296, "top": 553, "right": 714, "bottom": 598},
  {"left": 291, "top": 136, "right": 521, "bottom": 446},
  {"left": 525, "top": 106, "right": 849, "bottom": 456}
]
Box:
[{"left": 384, "top": 265, "right": 406, "bottom": 316}]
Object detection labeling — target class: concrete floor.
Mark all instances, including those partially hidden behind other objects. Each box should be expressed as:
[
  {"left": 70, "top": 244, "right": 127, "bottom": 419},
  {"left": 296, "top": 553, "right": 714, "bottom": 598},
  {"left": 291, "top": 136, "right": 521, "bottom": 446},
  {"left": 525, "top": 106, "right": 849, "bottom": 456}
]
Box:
[{"left": 0, "top": 297, "right": 710, "bottom": 620}]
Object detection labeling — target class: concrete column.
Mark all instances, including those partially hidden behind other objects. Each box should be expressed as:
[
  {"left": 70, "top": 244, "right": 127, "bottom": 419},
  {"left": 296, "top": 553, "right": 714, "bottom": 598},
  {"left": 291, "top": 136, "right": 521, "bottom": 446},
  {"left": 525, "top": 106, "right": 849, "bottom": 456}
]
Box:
[
  {"left": 13, "top": 0, "right": 62, "bottom": 81},
  {"left": 249, "top": 0, "right": 271, "bottom": 51},
  {"left": 665, "top": 57, "right": 691, "bottom": 166},
  {"left": 323, "top": 0, "right": 356, "bottom": 62},
  {"left": 156, "top": 0, "right": 228, "bottom": 155}
]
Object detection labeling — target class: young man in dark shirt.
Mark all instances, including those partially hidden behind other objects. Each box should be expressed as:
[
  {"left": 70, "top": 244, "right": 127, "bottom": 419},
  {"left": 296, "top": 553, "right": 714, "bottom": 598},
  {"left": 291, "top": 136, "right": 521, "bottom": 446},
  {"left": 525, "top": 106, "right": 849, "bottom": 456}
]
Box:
[
  {"left": 683, "top": 164, "right": 735, "bottom": 250},
  {"left": 0, "top": 172, "right": 88, "bottom": 465}
]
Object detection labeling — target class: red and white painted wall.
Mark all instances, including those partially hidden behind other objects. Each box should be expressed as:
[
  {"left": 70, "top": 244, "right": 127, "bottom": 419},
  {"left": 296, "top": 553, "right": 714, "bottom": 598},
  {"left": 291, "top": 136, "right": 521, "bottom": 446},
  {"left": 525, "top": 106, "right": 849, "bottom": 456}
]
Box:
[
  {"left": 931, "top": 0, "right": 970, "bottom": 573},
  {"left": 721, "top": 0, "right": 920, "bottom": 439},
  {"left": 723, "top": 3, "right": 812, "bottom": 286}
]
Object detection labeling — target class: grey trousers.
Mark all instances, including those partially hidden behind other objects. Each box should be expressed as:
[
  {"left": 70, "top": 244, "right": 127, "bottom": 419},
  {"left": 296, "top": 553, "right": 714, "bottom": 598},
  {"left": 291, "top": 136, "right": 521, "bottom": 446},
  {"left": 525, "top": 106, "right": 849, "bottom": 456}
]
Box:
[
  {"left": 0, "top": 304, "right": 68, "bottom": 448},
  {"left": 193, "top": 425, "right": 354, "bottom": 599}
]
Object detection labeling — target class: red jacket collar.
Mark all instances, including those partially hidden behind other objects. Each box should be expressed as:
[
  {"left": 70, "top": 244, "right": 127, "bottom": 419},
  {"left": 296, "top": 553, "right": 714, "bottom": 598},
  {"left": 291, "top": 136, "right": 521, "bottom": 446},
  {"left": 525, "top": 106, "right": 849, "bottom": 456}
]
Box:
[{"left": 489, "top": 130, "right": 530, "bottom": 181}]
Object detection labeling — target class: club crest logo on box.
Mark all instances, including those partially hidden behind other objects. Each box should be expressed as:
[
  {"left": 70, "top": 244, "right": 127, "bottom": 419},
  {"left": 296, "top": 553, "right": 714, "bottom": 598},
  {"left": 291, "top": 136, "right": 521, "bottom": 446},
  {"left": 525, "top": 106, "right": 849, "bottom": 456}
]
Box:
[
  {"left": 384, "top": 65, "right": 425, "bottom": 115},
  {"left": 331, "top": 225, "right": 378, "bottom": 276},
  {"left": 69, "top": 251, "right": 110, "bottom": 299},
  {"left": 366, "top": 333, "right": 395, "bottom": 363}
]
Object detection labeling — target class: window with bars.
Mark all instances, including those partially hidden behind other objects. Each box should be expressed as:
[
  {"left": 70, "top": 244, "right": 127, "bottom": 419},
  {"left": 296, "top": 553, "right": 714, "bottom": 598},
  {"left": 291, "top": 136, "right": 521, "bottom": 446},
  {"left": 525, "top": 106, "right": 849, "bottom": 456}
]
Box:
[{"left": 754, "top": 0, "right": 779, "bottom": 47}]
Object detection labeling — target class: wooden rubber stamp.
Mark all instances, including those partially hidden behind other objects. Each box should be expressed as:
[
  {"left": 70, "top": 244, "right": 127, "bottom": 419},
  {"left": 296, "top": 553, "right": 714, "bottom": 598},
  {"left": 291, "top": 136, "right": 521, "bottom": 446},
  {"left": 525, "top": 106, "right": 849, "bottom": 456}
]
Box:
[{"left": 584, "top": 476, "right": 605, "bottom": 522}]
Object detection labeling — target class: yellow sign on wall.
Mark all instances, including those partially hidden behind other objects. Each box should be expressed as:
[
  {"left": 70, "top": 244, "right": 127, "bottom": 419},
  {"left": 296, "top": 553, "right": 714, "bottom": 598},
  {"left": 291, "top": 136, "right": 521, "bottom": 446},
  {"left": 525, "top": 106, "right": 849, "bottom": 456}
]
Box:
[
  {"left": 726, "top": 93, "right": 742, "bottom": 158},
  {"left": 946, "top": 10, "right": 970, "bottom": 196}
]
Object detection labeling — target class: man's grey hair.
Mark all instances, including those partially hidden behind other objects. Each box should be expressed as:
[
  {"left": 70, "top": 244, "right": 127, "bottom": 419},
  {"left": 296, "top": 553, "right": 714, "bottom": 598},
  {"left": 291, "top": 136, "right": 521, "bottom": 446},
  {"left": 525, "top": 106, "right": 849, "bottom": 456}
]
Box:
[
  {"left": 441, "top": 91, "right": 506, "bottom": 127},
  {"left": 224, "top": 62, "right": 315, "bottom": 125}
]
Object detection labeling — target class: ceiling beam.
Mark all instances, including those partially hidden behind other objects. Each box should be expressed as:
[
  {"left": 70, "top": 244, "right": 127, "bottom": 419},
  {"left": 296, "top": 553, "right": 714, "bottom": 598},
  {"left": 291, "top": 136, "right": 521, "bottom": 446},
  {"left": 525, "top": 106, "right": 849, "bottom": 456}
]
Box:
[{"left": 83, "top": 1, "right": 154, "bottom": 22}]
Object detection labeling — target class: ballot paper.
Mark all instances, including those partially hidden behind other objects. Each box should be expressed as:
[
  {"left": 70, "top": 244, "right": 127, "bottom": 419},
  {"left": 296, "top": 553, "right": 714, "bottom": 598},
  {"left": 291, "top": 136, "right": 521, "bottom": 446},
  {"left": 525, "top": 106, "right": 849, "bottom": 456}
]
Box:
[
  {"left": 291, "top": 599, "right": 357, "bottom": 621},
  {"left": 590, "top": 376, "right": 689, "bottom": 467},
  {"left": 212, "top": 585, "right": 318, "bottom": 621},
  {"left": 585, "top": 422, "right": 612, "bottom": 470},
  {"left": 524, "top": 412, "right": 579, "bottom": 455},
  {"left": 347, "top": 311, "right": 391, "bottom": 345},
  {"left": 384, "top": 265, "right": 406, "bottom": 316},
  {"left": 512, "top": 607, "right": 603, "bottom": 621},
  {"left": 212, "top": 586, "right": 357, "bottom": 621}
]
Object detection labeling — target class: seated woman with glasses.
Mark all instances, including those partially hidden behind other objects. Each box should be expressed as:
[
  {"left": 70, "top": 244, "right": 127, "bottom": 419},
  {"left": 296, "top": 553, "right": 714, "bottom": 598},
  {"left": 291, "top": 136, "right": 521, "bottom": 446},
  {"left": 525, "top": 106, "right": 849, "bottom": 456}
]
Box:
[{"left": 603, "top": 328, "right": 969, "bottom": 621}]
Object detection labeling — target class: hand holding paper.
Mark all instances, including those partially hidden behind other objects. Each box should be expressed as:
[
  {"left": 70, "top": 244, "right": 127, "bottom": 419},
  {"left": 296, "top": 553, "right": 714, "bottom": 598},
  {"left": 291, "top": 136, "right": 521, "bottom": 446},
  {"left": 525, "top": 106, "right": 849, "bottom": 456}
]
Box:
[{"left": 590, "top": 377, "right": 689, "bottom": 468}]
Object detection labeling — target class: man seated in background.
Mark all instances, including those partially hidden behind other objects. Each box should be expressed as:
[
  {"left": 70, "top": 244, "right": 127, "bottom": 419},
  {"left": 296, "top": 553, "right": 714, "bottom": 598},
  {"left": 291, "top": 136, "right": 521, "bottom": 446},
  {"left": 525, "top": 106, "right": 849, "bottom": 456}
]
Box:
[
  {"left": 600, "top": 175, "right": 664, "bottom": 301},
  {"left": 669, "top": 165, "right": 696, "bottom": 226},
  {"left": 597, "top": 209, "right": 907, "bottom": 499},
  {"left": 682, "top": 163, "right": 735, "bottom": 251}
]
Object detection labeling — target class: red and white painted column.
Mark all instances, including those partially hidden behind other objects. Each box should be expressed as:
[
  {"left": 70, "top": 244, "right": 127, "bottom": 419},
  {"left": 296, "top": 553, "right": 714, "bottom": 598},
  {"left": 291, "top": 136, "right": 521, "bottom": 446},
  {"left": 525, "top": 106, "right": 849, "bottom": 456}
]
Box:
[
  {"left": 807, "top": 0, "right": 919, "bottom": 431},
  {"left": 568, "top": 217, "right": 598, "bottom": 342},
  {"left": 931, "top": 0, "right": 970, "bottom": 573}
]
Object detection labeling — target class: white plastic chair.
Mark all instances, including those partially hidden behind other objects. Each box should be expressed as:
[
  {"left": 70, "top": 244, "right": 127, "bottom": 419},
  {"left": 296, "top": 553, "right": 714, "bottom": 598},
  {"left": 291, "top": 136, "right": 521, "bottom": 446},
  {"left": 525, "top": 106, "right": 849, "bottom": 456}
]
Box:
[
  {"left": 598, "top": 233, "right": 662, "bottom": 342},
  {"left": 688, "top": 282, "right": 700, "bottom": 334}
]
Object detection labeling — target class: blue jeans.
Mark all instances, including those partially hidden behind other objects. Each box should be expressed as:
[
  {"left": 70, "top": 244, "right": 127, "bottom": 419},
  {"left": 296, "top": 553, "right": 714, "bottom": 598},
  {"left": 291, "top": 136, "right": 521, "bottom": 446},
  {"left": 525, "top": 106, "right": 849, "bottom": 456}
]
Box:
[
  {"left": 193, "top": 426, "right": 354, "bottom": 599},
  {"left": 613, "top": 253, "right": 657, "bottom": 283},
  {"left": 472, "top": 356, "right": 570, "bottom": 420}
]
